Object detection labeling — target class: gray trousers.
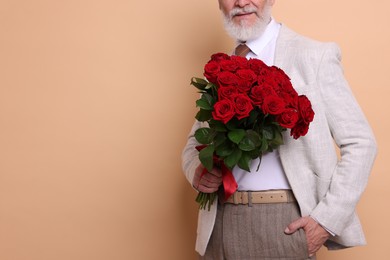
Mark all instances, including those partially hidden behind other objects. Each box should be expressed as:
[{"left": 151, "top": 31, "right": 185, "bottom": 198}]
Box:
[{"left": 200, "top": 201, "right": 315, "bottom": 260}]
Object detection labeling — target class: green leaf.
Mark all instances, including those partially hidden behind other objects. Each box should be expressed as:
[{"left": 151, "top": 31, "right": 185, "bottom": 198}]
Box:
[
  {"left": 268, "top": 130, "right": 284, "bottom": 151},
  {"left": 228, "top": 129, "right": 246, "bottom": 144},
  {"left": 214, "top": 133, "right": 227, "bottom": 147},
  {"left": 195, "top": 109, "right": 212, "bottom": 122},
  {"left": 209, "top": 120, "right": 227, "bottom": 132},
  {"left": 224, "top": 148, "right": 242, "bottom": 169},
  {"left": 215, "top": 142, "right": 235, "bottom": 157},
  {"left": 248, "top": 129, "right": 261, "bottom": 139},
  {"left": 199, "top": 145, "right": 215, "bottom": 172},
  {"left": 196, "top": 99, "right": 212, "bottom": 110},
  {"left": 260, "top": 138, "right": 268, "bottom": 152},
  {"left": 194, "top": 128, "right": 215, "bottom": 144},
  {"left": 205, "top": 83, "right": 215, "bottom": 90},
  {"left": 237, "top": 153, "right": 251, "bottom": 172},
  {"left": 226, "top": 119, "right": 239, "bottom": 130},
  {"left": 196, "top": 93, "right": 215, "bottom": 110},
  {"left": 239, "top": 130, "right": 261, "bottom": 151},
  {"left": 238, "top": 136, "right": 256, "bottom": 151},
  {"left": 248, "top": 148, "right": 261, "bottom": 159},
  {"left": 191, "top": 77, "right": 209, "bottom": 90},
  {"left": 246, "top": 110, "right": 260, "bottom": 126},
  {"left": 262, "top": 127, "right": 274, "bottom": 140},
  {"left": 271, "top": 131, "right": 284, "bottom": 146}
]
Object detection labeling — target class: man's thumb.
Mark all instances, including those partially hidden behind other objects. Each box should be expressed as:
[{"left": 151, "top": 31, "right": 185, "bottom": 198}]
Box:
[{"left": 284, "top": 217, "right": 307, "bottom": 234}]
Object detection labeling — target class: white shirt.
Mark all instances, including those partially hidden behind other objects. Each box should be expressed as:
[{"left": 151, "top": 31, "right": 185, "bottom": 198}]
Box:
[{"left": 232, "top": 19, "right": 291, "bottom": 191}]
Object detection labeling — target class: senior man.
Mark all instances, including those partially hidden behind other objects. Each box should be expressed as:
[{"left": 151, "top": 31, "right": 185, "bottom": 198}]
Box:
[{"left": 182, "top": 0, "right": 377, "bottom": 259}]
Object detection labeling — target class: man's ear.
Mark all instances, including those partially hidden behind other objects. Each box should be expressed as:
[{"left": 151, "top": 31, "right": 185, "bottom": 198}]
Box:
[{"left": 217, "top": 0, "right": 222, "bottom": 10}]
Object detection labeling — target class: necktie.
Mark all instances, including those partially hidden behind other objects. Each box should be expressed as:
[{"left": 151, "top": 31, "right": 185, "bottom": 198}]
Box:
[{"left": 234, "top": 44, "right": 251, "bottom": 57}]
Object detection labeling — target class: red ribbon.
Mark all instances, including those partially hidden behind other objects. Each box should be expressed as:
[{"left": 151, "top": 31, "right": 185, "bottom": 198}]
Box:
[{"left": 196, "top": 145, "right": 238, "bottom": 201}]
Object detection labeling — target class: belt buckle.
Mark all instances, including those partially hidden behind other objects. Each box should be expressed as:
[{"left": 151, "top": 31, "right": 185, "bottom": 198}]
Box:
[{"left": 233, "top": 191, "right": 253, "bottom": 206}]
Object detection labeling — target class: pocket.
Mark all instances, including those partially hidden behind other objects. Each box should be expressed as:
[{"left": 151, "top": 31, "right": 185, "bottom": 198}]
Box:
[
  {"left": 281, "top": 225, "right": 310, "bottom": 259},
  {"left": 298, "top": 228, "right": 310, "bottom": 259}
]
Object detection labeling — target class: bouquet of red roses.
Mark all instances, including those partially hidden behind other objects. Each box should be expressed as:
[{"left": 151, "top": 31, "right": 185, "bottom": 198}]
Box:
[{"left": 191, "top": 53, "right": 314, "bottom": 210}]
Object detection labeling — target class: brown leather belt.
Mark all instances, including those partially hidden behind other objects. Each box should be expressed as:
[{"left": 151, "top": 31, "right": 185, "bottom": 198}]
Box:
[{"left": 225, "top": 190, "right": 296, "bottom": 205}]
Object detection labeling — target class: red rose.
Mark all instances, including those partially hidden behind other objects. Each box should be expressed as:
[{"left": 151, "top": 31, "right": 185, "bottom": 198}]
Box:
[
  {"left": 260, "top": 84, "right": 277, "bottom": 96},
  {"left": 210, "top": 53, "right": 230, "bottom": 62},
  {"left": 220, "top": 59, "right": 238, "bottom": 72},
  {"left": 279, "top": 91, "right": 298, "bottom": 109},
  {"left": 218, "top": 86, "right": 238, "bottom": 100},
  {"left": 236, "top": 69, "right": 257, "bottom": 86},
  {"left": 262, "top": 95, "right": 286, "bottom": 115},
  {"left": 248, "top": 58, "right": 268, "bottom": 74},
  {"left": 262, "top": 76, "right": 278, "bottom": 90},
  {"left": 237, "top": 78, "right": 252, "bottom": 93},
  {"left": 268, "top": 67, "right": 297, "bottom": 98},
  {"left": 257, "top": 68, "right": 271, "bottom": 85},
  {"left": 250, "top": 85, "right": 265, "bottom": 106},
  {"left": 217, "top": 71, "right": 239, "bottom": 87},
  {"left": 212, "top": 99, "right": 236, "bottom": 124},
  {"left": 280, "top": 79, "right": 297, "bottom": 97},
  {"left": 235, "top": 69, "right": 257, "bottom": 94},
  {"left": 231, "top": 56, "right": 249, "bottom": 69},
  {"left": 204, "top": 61, "right": 220, "bottom": 83},
  {"left": 269, "top": 67, "right": 285, "bottom": 86},
  {"left": 298, "top": 95, "right": 314, "bottom": 123},
  {"left": 290, "top": 121, "right": 309, "bottom": 139},
  {"left": 277, "top": 109, "right": 299, "bottom": 128},
  {"left": 270, "top": 66, "right": 290, "bottom": 80},
  {"left": 233, "top": 94, "right": 253, "bottom": 120},
  {"left": 250, "top": 84, "right": 277, "bottom": 106}
]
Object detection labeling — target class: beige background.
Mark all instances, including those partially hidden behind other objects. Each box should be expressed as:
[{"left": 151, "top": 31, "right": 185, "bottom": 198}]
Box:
[{"left": 0, "top": 0, "right": 388, "bottom": 259}]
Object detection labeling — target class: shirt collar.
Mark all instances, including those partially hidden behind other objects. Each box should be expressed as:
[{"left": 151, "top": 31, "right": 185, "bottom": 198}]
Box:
[{"left": 238, "top": 18, "right": 281, "bottom": 57}]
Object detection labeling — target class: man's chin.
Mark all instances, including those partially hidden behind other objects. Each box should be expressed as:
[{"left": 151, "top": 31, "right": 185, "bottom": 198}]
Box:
[
  {"left": 223, "top": 13, "right": 269, "bottom": 42},
  {"left": 226, "top": 25, "right": 263, "bottom": 42}
]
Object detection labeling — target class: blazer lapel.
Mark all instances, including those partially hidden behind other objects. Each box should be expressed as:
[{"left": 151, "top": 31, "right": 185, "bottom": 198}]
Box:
[
  {"left": 274, "top": 25, "right": 300, "bottom": 184},
  {"left": 274, "top": 24, "right": 297, "bottom": 70}
]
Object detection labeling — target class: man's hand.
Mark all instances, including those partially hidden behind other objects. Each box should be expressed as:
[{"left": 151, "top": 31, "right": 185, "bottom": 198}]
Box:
[
  {"left": 284, "top": 216, "right": 330, "bottom": 257},
  {"left": 192, "top": 164, "right": 222, "bottom": 193}
]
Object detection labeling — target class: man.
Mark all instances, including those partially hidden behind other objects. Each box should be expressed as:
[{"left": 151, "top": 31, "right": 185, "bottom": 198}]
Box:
[{"left": 182, "top": 0, "right": 377, "bottom": 259}]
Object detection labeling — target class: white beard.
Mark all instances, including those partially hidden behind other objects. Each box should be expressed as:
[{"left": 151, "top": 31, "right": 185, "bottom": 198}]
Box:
[{"left": 222, "top": 5, "right": 272, "bottom": 42}]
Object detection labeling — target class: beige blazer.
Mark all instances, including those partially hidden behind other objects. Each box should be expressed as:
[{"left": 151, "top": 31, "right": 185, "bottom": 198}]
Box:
[{"left": 182, "top": 25, "right": 377, "bottom": 256}]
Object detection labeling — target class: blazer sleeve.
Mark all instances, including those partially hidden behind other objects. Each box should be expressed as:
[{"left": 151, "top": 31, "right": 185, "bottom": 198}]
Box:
[
  {"left": 181, "top": 120, "right": 203, "bottom": 186},
  {"left": 309, "top": 43, "right": 377, "bottom": 235}
]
